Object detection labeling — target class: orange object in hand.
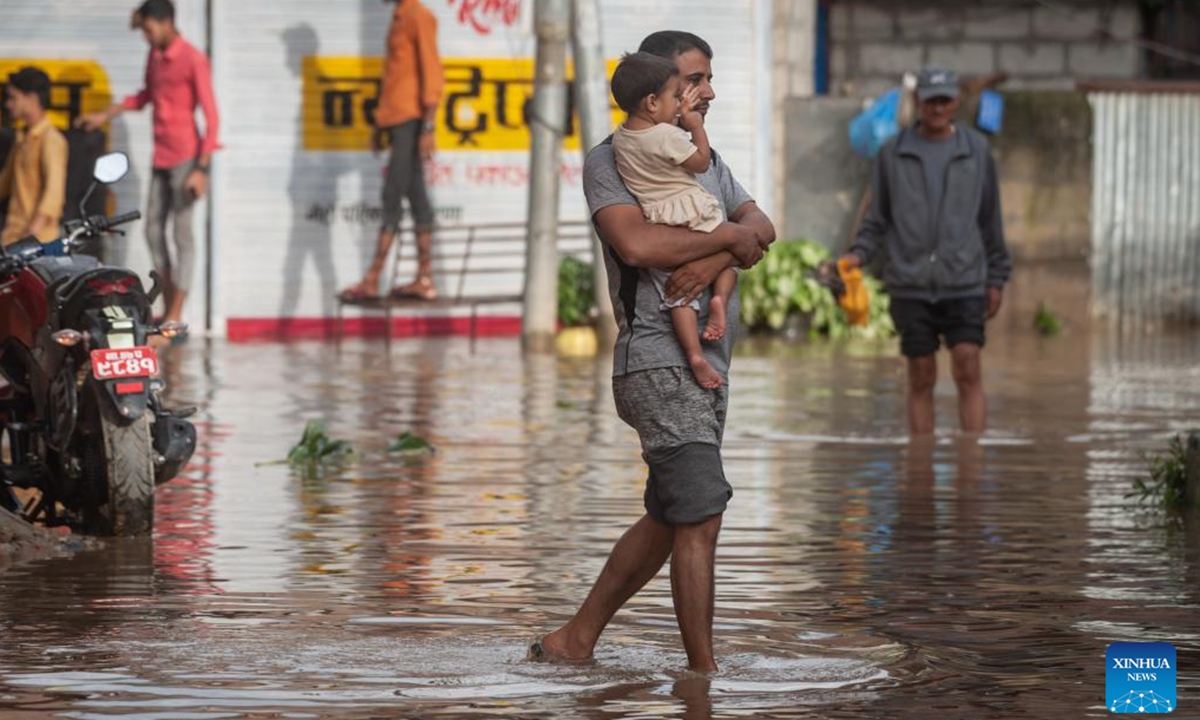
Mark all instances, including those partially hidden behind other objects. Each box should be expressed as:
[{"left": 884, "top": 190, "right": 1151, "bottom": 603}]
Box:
[{"left": 837, "top": 257, "right": 870, "bottom": 326}]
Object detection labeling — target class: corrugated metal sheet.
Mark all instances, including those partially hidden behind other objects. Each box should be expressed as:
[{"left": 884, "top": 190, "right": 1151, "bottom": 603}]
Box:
[{"left": 1090, "top": 90, "right": 1200, "bottom": 328}]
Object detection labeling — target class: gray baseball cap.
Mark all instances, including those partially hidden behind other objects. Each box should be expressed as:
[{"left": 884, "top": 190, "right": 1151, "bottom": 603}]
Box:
[{"left": 916, "top": 67, "right": 959, "bottom": 101}]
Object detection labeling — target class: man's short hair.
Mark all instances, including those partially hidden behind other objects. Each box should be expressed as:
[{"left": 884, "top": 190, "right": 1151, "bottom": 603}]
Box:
[
  {"left": 638, "top": 31, "right": 713, "bottom": 61},
  {"left": 132, "top": 0, "right": 175, "bottom": 27},
  {"left": 610, "top": 52, "right": 678, "bottom": 114},
  {"left": 7, "top": 67, "right": 51, "bottom": 110}
]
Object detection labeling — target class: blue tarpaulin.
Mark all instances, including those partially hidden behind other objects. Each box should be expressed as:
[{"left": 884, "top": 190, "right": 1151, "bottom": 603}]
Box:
[
  {"left": 848, "top": 89, "right": 900, "bottom": 159},
  {"left": 976, "top": 89, "right": 1004, "bottom": 134}
]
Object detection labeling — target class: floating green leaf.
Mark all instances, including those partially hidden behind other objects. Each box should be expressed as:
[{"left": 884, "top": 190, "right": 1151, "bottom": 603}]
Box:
[
  {"left": 1034, "top": 301, "right": 1062, "bottom": 337},
  {"left": 388, "top": 431, "right": 435, "bottom": 454},
  {"left": 286, "top": 421, "right": 353, "bottom": 467}
]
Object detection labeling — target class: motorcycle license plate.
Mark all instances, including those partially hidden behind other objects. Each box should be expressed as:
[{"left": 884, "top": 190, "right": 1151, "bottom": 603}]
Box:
[{"left": 91, "top": 347, "right": 159, "bottom": 380}]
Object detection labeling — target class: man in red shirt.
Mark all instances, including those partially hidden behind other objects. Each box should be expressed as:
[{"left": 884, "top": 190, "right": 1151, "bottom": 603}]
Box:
[
  {"left": 339, "top": 0, "right": 443, "bottom": 303},
  {"left": 78, "top": 0, "right": 220, "bottom": 327}
]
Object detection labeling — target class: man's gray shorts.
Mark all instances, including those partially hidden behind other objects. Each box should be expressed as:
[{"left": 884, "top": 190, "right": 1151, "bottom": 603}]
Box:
[{"left": 612, "top": 366, "right": 732, "bottom": 525}]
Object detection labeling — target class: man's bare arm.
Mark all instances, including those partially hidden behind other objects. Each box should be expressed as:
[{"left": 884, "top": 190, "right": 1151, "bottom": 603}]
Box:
[
  {"left": 729, "top": 200, "right": 776, "bottom": 249},
  {"left": 593, "top": 204, "right": 761, "bottom": 269},
  {"left": 664, "top": 201, "right": 776, "bottom": 304}
]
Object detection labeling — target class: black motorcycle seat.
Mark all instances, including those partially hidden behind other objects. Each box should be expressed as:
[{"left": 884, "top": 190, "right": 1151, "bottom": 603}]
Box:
[{"left": 30, "top": 255, "right": 101, "bottom": 285}]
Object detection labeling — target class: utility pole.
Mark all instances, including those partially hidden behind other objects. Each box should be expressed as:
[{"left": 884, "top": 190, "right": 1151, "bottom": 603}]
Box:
[
  {"left": 522, "top": 0, "right": 570, "bottom": 352},
  {"left": 570, "top": 0, "right": 616, "bottom": 343}
]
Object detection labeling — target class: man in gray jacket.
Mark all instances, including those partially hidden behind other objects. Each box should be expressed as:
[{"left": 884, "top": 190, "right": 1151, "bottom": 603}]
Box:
[{"left": 842, "top": 67, "right": 1011, "bottom": 435}]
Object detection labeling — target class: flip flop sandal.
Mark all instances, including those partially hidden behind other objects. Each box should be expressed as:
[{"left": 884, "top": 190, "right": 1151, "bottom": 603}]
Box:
[
  {"left": 337, "top": 283, "right": 380, "bottom": 303},
  {"left": 390, "top": 277, "right": 437, "bottom": 301}
]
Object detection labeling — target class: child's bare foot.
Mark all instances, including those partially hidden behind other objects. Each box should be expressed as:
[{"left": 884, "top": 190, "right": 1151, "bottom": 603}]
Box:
[
  {"left": 702, "top": 296, "right": 727, "bottom": 341},
  {"left": 688, "top": 353, "right": 723, "bottom": 389}
]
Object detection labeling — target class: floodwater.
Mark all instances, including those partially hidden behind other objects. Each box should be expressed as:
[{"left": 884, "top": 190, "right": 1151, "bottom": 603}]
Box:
[{"left": 1, "top": 321, "right": 1198, "bottom": 718}]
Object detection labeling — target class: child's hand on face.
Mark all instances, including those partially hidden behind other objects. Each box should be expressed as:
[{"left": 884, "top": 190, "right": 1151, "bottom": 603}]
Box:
[{"left": 678, "top": 85, "right": 703, "bottom": 132}]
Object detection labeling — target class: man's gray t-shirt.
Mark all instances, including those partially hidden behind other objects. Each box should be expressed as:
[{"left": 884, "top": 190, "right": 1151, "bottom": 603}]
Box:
[
  {"left": 582, "top": 137, "right": 753, "bottom": 378},
  {"left": 911, "top": 132, "right": 957, "bottom": 230}
]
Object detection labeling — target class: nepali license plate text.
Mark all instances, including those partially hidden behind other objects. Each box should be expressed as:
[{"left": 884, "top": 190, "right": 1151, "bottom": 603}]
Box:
[{"left": 91, "top": 347, "right": 159, "bottom": 380}]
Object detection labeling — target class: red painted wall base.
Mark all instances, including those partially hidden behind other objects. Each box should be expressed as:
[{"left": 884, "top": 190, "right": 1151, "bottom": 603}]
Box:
[{"left": 226, "top": 315, "right": 523, "bottom": 341}]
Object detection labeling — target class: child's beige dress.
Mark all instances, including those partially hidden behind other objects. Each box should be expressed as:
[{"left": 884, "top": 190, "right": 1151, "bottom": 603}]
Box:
[{"left": 613, "top": 123, "right": 725, "bottom": 310}]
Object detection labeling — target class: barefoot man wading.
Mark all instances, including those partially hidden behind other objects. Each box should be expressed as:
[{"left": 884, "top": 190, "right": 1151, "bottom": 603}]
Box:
[{"left": 530, "top": 31, "right": 775, "bottom": 673}]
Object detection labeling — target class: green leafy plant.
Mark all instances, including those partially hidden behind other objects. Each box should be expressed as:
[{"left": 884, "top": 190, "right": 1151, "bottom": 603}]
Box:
[
  {"left": 558, "top": 255, "right": 596, "bottom": 327},
  {"left": 1034, "top": 301, "right": 1062, "bottom": 337},
  {"left": 388, "top": 431, "right": 435, "bottom": 455},
  {"left": 286, "top": 421, "right": 352, "bottom": 467},
  {"left": 739, "top": 239, "right": 894, "bottom": 339},
  {"left": 1131, "top": 434, "right": 1193, "bottom": 510}
]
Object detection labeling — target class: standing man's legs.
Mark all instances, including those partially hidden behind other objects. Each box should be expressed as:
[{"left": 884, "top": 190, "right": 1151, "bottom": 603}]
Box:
[
  {"left": 950, "top": 342, "right": 985, "bottom": 433},
  {"left": 145, "top": 168, "right": 174, "bottom": 319},
  {"left": 538, "top": 370, "right": 731, "bottom": 672},
  {"left": 351, "top": 227, "right": 397, "bottom": 299},
  {"left": 890, "top": 299, "right": 940, "bottom": 436},
  {"left": 539, "top": 510, "right": 725, "bottom": 672},
  {"left": 539, "top": 514, "right": 675, "bottom": 660},
  {"left": 943, "top": 297, "right": 988, "bottom": 433},
  {"left": 339, "top": 121, "right": 417, "bottom": 299},
  {"left": 165, "top": 162, "right": 197, "bottom": 323},
  {"left": 394, "top": 122, "right": 436, "bottom": 299},
  {"left": 906, "top": 355, "right": 937, "bottom": 435},
  {"left": 671, "top": 513, "right": 722, "bottom": 672}
]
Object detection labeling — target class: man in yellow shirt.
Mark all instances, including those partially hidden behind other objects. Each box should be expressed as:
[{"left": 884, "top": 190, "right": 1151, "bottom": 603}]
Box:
[{"left": 0, "top": 67, "right": 68, "bottom": 246}]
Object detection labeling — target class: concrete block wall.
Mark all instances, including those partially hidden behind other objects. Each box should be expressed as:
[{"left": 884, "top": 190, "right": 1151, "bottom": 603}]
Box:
[
  {"left": 828, "top": 0, "right": 1141, "bottom": 96},
  {"left": 781, "top": 91, "right": 1092, "bottom": 262}
]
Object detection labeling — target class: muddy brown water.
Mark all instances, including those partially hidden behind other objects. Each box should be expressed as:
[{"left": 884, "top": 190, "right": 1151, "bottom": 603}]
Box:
[{"left": 0, "top": 327, "right": 1197, "bottom": 719}]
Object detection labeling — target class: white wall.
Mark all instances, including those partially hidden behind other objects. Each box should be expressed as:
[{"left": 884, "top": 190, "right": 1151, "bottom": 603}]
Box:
[
  {"left": 2, "top": 0, "right": 770, "bottom": 336},
  {"left": 0, "top": 0, "right": 210, "bottom": 330}
]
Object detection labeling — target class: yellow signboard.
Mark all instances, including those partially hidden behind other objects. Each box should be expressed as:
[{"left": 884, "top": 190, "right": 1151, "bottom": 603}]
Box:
[
  {"left": 0, "top": 59, "right": 112, "bottom": 131},
  {"left": 303, "top": 56, "right": 620, "bottom": 152}
]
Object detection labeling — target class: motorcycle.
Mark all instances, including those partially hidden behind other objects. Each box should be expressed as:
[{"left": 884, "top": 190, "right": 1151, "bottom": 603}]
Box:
[{"left": 0, "top": 152, "right": 196, "bottom": 536}]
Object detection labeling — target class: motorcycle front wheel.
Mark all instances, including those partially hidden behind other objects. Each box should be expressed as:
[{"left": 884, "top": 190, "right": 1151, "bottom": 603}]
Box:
[{"left": 82, "top": 400, "right": 154, "bottom": 537}]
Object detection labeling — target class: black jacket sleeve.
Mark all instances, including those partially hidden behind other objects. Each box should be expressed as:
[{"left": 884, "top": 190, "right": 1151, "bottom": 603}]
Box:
[
  {"left": 979, "top": 151, "right": 1011, "bottom": 288},
  {"left": 849, "top": 150, "right": 891, "bottom": 266}
]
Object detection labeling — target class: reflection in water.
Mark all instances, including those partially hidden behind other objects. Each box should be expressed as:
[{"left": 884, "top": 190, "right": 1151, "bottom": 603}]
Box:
[{"left": 0, "top": 327, "right": 1197, "bottom": 718}]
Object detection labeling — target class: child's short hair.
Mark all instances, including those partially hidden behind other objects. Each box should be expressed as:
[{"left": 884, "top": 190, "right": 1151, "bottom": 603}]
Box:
[{"left": 610, "top": 52, "right": 678, "bottom": 115}]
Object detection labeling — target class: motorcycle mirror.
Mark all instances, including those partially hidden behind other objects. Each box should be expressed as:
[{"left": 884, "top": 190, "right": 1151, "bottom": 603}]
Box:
[{"left": 93, "top": 153, "right": 130, "bottom": 184}]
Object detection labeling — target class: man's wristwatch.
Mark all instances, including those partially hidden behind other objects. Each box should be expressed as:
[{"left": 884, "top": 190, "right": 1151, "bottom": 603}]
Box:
[
  {"left": 195, "top": 164, "right": 210, "bottom": 175},
  {"left": 421, "top": 121, "right": 435, "bottom": 134}
]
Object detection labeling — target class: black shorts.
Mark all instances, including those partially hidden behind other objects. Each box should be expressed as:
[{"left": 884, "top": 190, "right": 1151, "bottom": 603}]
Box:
[{"left": 889, "top": 296, "right": 986, "bottom": 358}]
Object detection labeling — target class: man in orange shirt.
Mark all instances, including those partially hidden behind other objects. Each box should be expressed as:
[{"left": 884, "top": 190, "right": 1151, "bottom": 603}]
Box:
[
  {"left": 340, "top": 0, "right": 444, "bottom": 302},
  {"left": 0, "top": 67, "right": 68, "bottom": 247}
]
